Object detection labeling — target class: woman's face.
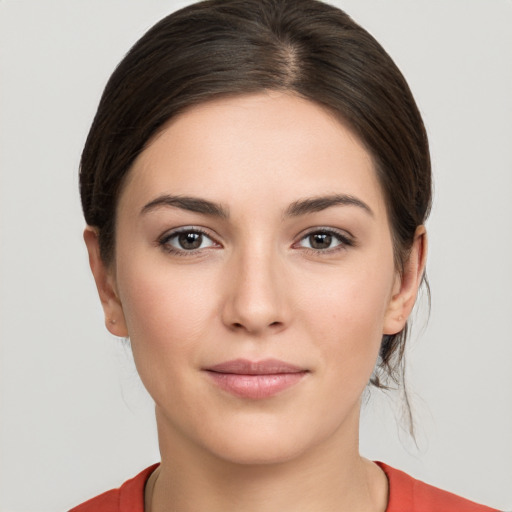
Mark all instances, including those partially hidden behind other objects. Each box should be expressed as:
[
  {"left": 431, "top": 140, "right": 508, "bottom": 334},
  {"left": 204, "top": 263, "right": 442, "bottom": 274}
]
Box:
[{"left": 88, "top": 92, "right": 418, "bottom": 465}]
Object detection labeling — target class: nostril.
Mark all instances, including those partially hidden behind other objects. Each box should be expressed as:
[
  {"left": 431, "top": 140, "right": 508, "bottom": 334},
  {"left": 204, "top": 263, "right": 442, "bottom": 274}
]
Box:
[{"left": 231, "top": 321, "right": 282, "bottom": 331}]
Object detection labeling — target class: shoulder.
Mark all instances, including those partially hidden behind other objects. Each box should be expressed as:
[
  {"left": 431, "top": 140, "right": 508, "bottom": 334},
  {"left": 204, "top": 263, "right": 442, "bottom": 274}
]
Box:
[
  {"left": 68, "top": 464, "right": 159, "bottom": 512},
  {"left": 377, "top": 462, "right": 497, "bottom": 512},
  {"left": 375, "top": 462, "right": 499, "bottom": 512}
]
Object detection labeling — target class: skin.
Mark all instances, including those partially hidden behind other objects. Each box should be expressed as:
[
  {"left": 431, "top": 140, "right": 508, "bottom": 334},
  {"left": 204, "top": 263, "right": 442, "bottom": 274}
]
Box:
[{"left": 85, "top": 92, "right": 426, "bottom": 512}]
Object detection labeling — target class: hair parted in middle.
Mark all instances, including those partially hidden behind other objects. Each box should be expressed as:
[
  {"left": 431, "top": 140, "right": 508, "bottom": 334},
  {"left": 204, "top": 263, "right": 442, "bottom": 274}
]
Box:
[{"left": 80, "top": 0, "right": 432, "bottom": 397}]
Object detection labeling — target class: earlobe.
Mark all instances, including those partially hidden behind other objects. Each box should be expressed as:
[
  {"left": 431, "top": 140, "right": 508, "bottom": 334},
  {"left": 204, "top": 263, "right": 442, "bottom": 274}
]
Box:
[
  {"left": 383, "top": 226, "right": 428, "bottom": 335},
  {"left": 83, "top": 227, "right": 128, "bottom": 337}
]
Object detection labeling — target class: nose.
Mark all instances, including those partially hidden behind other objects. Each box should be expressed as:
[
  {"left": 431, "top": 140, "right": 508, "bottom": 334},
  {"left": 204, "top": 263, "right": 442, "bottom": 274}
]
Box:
[{"left": 221, "top": 246, "right": 290, "bottom": 336}]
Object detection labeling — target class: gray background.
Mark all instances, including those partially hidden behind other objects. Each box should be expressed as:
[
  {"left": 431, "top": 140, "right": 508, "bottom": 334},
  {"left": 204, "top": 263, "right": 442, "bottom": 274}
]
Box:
[{"left": 1, "top": 1, "right": 511, "bottom": 510}]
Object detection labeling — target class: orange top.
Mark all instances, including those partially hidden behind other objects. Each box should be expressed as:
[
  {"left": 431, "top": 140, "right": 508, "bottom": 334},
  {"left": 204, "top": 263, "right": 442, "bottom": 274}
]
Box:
[
  {"left": 69, "top": 462, "right": 498, "bottom": 512},
  {"left": 375, "top": 462, "right": 498, "bottom": 512}
]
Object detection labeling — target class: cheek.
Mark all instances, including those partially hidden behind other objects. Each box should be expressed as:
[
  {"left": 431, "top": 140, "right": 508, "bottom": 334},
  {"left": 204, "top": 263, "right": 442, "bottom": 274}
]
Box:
[
  {"left": 115, "top": 259, "right": 228, "bottom": 423},
  {"left": 115, "top": 258, "right": 218, "bottom": 372},
  {"left": 295, "top": 255, "right": 395, "bottom": 377}
]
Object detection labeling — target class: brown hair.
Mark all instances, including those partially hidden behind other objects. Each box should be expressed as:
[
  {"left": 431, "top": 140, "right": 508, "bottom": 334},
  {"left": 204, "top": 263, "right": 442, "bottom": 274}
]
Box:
[{"left": 80, "top": 0, "right": 432, "bottom": 391}]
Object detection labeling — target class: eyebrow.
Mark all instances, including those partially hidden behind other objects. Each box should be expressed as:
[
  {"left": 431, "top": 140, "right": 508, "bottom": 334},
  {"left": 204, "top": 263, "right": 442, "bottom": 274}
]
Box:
[
  {"left": 141, "top": 195, "right": 229, "bottom": 218},
  {"left": 285, "top": 194, "right": 374, "bottom": 217},
  {"left": 140, "top": 193, "right": 373, "bottom": 219}
]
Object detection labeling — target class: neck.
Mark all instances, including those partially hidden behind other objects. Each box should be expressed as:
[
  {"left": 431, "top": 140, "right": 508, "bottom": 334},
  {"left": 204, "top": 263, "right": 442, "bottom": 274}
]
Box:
[{"left": 149, "top": 407, "right": 388, "bottom": 512}]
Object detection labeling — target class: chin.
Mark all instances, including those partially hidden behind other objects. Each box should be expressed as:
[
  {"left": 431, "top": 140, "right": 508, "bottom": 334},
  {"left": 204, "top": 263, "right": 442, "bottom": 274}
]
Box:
[
  {"left": 206, "top": 431, "right": 310, "bottom": 467},
  {"left": 191, "top": 408, "right": 351, "bottom": 468}
]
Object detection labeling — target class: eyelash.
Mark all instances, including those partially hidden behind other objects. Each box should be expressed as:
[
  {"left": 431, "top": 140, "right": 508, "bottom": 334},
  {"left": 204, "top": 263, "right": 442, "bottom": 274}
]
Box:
[
  {"left": 157, "top": 227, "right": 354, "bottom": 256},
  {"left": 158, "top": 227, "right": 219, "bottom": 256},
  {"left": 294, "top": 228, "right": 355, "bottom": 254}
]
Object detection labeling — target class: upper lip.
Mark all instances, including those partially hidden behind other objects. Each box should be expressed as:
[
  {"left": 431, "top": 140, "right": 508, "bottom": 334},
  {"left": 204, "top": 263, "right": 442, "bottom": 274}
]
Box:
[{"left": 205, "top": 358, "right": 306, "bottom": 375}]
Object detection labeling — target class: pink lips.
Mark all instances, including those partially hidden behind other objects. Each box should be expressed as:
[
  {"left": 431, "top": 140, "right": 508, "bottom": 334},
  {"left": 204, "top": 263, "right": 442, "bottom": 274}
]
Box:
[{"left": 204, "top": 358, "right": 308, "bottom": 399}]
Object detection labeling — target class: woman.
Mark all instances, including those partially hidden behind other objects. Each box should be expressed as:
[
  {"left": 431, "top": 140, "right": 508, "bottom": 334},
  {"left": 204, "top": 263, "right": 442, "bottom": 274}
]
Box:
[{"left": 70, "top": 0, "right": 498, "bottom": 510}]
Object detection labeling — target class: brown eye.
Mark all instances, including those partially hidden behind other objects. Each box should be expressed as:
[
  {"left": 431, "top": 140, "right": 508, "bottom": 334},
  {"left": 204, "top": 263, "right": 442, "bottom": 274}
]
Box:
[
  {"left": 308, "top": 233, "right": 333, "bottom": 250},
  {"left": 159, "top": 228, "right": 218, "bottom": 253},
  {"left": 297, "top": 229, "right": 353, "bottom": 252},
  {"left": 178, "top": 232, "right": 203, "bottom": 250}
]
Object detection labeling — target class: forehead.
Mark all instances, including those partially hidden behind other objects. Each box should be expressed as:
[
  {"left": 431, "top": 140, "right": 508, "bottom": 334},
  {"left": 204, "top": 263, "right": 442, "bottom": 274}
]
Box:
[{"left": 121, "top": 92, "right": 387, "bottom": 219}]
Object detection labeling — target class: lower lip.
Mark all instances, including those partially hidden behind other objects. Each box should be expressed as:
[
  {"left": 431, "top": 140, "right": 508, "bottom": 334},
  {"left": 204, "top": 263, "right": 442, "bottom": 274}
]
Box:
[{"left": 205, "top": 371, "right": 307, "bottom": 399}]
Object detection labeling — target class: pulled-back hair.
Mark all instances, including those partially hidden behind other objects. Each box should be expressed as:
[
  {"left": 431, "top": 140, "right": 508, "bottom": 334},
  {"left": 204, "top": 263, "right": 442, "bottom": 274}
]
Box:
[{"left": 80, "top": 0, "right": 432, "bottom": 391}]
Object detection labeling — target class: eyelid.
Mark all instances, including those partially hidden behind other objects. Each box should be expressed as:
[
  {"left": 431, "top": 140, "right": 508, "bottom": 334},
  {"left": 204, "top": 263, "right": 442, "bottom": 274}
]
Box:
[
  {"left": 293, "top": 227, "right": 355, "bottom": 251},
  {"left": 157, "top": 226, "right": 222, "bottom": 254},
  {"left": 156, "top": 225, "right": 354, "bottom": 256}
]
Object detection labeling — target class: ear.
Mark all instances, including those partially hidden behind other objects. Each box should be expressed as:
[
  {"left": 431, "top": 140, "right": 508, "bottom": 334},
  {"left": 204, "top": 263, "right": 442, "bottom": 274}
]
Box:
[
  {"left": 383, "top": 226, "right": 428, "bottom": 335},
  {"left": 83, "top": 227, "right": 128, "bottom": 337}
]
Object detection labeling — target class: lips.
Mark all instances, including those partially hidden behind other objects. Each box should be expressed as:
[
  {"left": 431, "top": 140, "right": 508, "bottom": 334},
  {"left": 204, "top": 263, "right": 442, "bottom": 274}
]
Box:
[
  {"left": 204, "top": 358, "right": 308, "bottom": 399},
  {"left": 207, "top": 358, "right": 305, "bottom": 375}
]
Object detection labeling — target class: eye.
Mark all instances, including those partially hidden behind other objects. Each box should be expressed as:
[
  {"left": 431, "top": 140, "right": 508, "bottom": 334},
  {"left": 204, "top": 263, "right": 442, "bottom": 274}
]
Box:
[
  {"left": 159, "top": 228, "right": 219, "bottom": 254},
  {"left": 296, "top": 229, "right": 353, "bottom": 252}
]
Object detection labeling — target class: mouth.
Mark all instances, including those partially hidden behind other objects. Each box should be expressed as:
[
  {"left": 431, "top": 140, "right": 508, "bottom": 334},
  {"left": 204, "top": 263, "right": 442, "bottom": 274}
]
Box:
[{"left": 203, "top": 358, "right": 308, "bottom": 399}]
